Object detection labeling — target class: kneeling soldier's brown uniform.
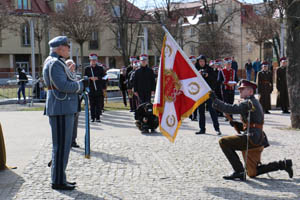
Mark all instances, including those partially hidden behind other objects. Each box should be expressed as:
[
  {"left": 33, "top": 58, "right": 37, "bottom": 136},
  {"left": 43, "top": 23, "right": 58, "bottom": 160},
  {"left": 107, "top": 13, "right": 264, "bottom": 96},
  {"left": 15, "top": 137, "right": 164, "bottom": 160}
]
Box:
[{"left": 211, "top": 79, "right": 293, "bottom": 180}]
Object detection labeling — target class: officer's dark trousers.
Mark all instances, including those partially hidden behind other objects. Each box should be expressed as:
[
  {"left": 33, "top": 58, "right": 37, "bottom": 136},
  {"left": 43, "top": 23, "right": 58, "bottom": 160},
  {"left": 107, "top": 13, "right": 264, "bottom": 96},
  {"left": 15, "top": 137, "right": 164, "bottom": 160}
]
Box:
[
  {"left": 121, "top": 89, "right": 127, "bottom": 106},
  {"left": 219, "top": 134, "right": 257, "bottom": 173},
  {"left": 49, "top": 114, "right": 74, "bottom": 184},
  {"left": 198, "top": 99, "right": 219, "bottom": 131},
  {"left": 89, "top": 94, "right": 102, "bottom": 120},
  {"left": 138, "top": 92, "right": 151, "bottom": 104}
]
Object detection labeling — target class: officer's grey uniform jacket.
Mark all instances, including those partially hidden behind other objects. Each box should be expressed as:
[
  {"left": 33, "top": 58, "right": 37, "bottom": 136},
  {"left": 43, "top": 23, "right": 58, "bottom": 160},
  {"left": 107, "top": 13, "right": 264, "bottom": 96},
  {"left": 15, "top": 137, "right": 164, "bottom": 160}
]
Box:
[
  {"left": 43, "top": 52, "right": 83, "bottom": 116},
  {"left": 212, "top": 95, "right": 269, "bottom": 147}
]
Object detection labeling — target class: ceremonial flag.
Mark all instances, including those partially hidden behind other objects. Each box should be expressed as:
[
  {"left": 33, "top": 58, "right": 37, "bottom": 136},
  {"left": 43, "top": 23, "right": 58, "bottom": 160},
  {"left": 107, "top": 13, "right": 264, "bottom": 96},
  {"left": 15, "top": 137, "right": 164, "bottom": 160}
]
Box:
[{"left": 153, "top": 27, "right": 211, "bottom": 143}]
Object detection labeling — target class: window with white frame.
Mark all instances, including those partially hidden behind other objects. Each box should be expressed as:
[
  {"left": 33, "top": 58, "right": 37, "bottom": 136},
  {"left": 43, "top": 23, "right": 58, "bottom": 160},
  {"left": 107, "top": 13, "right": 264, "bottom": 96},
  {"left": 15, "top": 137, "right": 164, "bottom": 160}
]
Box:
[
  {"left": 56, "top": 3, "right": 65, "bottom": 12},
  {"left": 21, "top": 23, "right": 30, "bottom": 46}
]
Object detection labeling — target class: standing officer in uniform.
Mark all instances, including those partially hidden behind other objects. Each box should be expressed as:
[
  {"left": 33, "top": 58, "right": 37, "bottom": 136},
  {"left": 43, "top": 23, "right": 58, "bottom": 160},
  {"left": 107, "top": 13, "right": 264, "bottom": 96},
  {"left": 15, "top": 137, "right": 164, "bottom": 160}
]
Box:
[
  {"left": 210, "top": 79, "right": 293, "bottom": 180},
  {"left": 195, "top": 55, "right": 221, "bottom": 135},
  {"left": 276, "top": 57, "right": 290, "bottom": 113},
  {"left": 43, "top": 36, "right": 87, "bottom": 190},
  {"left": 84, "top": 54, "right": 105, "bottom": 122},
  {"left": 133, "top": 54, "right": 156, "bottom": 104},
  {"left": 257, "top": 61, "right": 273, "bottom": 114}
]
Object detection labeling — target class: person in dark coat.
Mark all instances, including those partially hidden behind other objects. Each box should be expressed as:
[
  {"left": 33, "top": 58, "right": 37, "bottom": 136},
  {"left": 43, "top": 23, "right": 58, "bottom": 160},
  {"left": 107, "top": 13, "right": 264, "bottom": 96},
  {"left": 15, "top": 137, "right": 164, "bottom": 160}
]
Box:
[
  {"left": 211, "top": 79, "right": 293, "bottom": 181},
  {"left": 257, "top": 61, "right": 273, "bottom": 114},
  {"left": 126, "top": 56, "right": 136, "bottom": 111},
  {"left": 231, "top": 56, "right": 238, "bottom": 73},
  {"left": 245, "top": 59, "right": 253, "bottom": 81},
  {"left": 194, "top": 55, "right": 221, "bottom": 135},
  {"left": 276, "top": 57, "right": 289, "bottom": 113},
  {"left": 119, "top": 67, "right": 127, "bottom": 107},
  {"left": 17, "top": 67, "right": 28, "bottom": 104},
  {"left": 127, "top": 60, "right": 139, "bottom": 112},
  {"left": 84, "top": 53, "right": 105, "bottom": 122},
  {"left": 133, "top": 54, "right": 156, "bottom": 105}
]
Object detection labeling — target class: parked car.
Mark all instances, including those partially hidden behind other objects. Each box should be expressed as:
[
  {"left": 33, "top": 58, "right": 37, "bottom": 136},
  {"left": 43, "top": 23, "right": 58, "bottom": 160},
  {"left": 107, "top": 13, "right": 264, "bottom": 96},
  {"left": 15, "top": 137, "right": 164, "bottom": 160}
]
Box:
[
  {"left": 106, "top": 69, "right": 120, "bottom": 86},
  {"left": 7, "top": 74, "right": 34, "bottom": 86}
]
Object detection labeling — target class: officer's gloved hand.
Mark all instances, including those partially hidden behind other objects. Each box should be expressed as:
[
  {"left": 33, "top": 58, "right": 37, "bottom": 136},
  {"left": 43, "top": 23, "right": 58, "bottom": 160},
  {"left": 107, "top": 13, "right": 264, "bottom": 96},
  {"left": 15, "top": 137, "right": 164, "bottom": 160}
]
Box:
[
  {"left": 229, "top": 121, "right": 244, "bottom": 132},
  {"left": 209, "top": 91, "right": 217, "bottom": 101},
  {"left": 80, "top": 76, "right": 89, "bottom": 91}
]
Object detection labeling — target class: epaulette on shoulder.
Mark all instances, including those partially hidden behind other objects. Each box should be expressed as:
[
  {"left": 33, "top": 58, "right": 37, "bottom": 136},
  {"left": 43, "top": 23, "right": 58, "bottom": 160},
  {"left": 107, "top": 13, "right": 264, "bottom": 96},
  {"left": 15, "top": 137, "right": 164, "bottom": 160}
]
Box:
[{"left": 247, "top": 99, "right": 255, "bottom": 112}]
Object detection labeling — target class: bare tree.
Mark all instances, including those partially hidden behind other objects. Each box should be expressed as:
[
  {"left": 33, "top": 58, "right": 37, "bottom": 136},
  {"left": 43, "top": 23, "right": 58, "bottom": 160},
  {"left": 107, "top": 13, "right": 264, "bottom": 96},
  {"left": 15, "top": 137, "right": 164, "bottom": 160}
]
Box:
[
  {"left": 192, "top": 0, "right": 240, "bottom": 59},
  {"left": 150, "top": 0, "right": 185, "bottom": 54},
  {"left": 0, "top": 2, "right": 14, "bottom": 35},
  {"left": 101, "top": 0, "right": 149, "bottom": 67},
  {"left": 245, "top": 15, "right": 279, "bottom": 60},
  {"left": 286, "top": 0, "right": 300, "bottom": 128},
  {"left": 51, "top": 1, "right": 105, "bottom": 74}
]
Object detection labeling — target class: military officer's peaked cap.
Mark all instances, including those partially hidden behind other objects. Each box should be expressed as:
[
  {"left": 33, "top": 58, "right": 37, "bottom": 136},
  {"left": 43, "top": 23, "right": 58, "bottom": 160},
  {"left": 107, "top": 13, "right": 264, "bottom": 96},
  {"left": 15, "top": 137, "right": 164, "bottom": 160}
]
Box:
[
  {"left": 49, "top": 36, "right": 70, "bottom": 48},
  {"left": 223, "top": 57, "right": 232, "bottom": 63},
  {"left": 214, "top": 59, "right": 223, "bottom": 65},
  {"left": 261, "top": 61, "right": 269, "bottom": 66},
  {"left": 238, "top": 79, "right": 257, "bottom": 90},
  {"left": 89, "top": 53, "right": 98, "bottom": 60},
  {"left": 280, "top": 57, "right": 287, "bottom": 62},
  {"left": 140, "top": 54, "right": 148, "bottom": 61},
  {"left": 189, "top": 56, "right": 196, "bottom": 62},
  {"left": 130, "top": 56, "right": 137, "bottom": 62}
]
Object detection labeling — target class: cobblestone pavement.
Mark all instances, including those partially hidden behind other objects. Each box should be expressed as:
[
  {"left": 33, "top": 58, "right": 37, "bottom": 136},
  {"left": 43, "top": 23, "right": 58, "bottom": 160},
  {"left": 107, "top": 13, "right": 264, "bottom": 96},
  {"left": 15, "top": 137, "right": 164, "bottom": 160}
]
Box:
[{"left": 2, "top": 110, "right": 300, "bottom": 200}]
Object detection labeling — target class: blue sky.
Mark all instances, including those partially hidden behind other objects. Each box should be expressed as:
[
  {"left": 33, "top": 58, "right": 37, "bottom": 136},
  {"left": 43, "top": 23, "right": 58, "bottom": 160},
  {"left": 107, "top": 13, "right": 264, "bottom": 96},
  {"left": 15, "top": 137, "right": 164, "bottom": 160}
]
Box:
[{"left": 131, "top": 0, "right": 264, "bottom": 9}]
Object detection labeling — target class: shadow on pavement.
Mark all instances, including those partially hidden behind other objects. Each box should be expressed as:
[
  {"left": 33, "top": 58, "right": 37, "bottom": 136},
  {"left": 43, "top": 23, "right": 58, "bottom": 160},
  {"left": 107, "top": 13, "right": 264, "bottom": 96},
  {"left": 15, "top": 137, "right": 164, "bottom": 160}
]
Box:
[
  {"left": 58, "top": 189, "right": 106, "bottom": 200},
  {"left": 205, "top": 181, "right": 300, "bottom": 199},
  {"left": 0, "top": 169, "right": 25, "bottom": 199},
  {"left": 71, "top": 148, "right": 138, "bottom": 165}
]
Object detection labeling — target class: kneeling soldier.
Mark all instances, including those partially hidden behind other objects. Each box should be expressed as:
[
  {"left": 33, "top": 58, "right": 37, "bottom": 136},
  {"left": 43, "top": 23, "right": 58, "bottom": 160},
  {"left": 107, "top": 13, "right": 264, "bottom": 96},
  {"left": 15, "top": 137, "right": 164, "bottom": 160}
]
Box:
[{"left": 210, "top": 79, "right": 293, "bottom": 180}]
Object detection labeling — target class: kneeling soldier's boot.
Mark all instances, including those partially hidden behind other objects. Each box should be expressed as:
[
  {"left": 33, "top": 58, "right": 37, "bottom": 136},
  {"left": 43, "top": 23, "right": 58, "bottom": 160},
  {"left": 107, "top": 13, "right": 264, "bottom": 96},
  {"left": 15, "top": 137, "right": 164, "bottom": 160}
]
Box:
[
  {"left": 256, "top": 159, "right": 293, "bottom": 178},
  {"left": 223, "top": 171, "right": 245, "bottom": 181}
]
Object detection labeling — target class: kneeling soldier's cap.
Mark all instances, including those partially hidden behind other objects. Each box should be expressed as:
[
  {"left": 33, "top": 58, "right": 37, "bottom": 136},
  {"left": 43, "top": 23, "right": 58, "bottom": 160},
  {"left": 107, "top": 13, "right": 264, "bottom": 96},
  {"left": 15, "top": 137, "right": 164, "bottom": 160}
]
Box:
[
  {"left": 140, "top": 54, "right": 148, "bottom": 61},
  {"left": 238, "top": 79, "right": 257, "bottom": 90},
  {"left": 49, "top": 36, "right": 70, "bottom": 48},
  {"left": 89, "top": 53, "right": 98, "bottom": 60},
  {"left": 223, "top": 57, "right": 232, "bottom": 63},
  {"left": 280, "top": 57, "right": 287, "bottom": 62},
  {"left": 261, "top": 61, "right": 269, "bottom": 66}
]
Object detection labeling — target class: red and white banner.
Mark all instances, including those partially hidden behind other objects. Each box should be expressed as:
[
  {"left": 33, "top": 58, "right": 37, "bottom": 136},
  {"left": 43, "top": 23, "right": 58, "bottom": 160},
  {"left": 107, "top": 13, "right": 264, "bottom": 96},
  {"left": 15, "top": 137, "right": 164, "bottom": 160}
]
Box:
[{"left": 153, "top": 30, "right": 211, "bottom": 142}]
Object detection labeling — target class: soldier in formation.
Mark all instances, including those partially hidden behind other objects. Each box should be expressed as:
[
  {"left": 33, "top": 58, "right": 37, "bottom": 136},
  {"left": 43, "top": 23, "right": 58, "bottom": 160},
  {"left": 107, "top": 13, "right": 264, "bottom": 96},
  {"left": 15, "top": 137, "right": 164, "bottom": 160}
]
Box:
[{"left": 257, "top": 61, "right": 273, "bottom": 114}]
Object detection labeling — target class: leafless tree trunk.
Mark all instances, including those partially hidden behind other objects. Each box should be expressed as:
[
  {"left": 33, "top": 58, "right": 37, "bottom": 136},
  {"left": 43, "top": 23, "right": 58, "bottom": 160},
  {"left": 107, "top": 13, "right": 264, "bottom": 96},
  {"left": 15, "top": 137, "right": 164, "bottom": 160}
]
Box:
[{"left": 286, "top": 0, "right": 300, "bottom": 128}]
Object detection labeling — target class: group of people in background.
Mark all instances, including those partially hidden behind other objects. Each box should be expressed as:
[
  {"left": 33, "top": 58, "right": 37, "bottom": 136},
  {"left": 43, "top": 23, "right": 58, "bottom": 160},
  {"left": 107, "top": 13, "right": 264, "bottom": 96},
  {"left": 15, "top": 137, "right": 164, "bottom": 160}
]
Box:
[
  {"left": 186, "top": 54, "right": 290, "bottom": 136},
  {"left": 244, "top": 57, "right": 289, "bottom": 114}
]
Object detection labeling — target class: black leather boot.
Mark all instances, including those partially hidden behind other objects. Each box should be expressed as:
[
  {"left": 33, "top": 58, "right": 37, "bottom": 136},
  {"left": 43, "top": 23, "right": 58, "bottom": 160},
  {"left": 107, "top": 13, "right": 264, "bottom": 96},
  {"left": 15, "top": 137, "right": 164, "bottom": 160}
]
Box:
[
  {"left": 256, "top": 159, "right": 293, "bottom": 178},
  {"left": 223, "top": 172, "right": 246, "bottom": 181}
]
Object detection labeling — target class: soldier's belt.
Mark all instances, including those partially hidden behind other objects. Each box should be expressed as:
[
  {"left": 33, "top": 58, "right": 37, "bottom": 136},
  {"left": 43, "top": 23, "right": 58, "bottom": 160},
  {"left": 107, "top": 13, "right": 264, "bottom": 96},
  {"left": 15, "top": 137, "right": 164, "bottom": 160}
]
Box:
[
  {"left": 47, "top": 86, "right": 57, "bottom": 90},
  {"left": 244, "top": 123, "right": 263, "bottom": 130}
]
